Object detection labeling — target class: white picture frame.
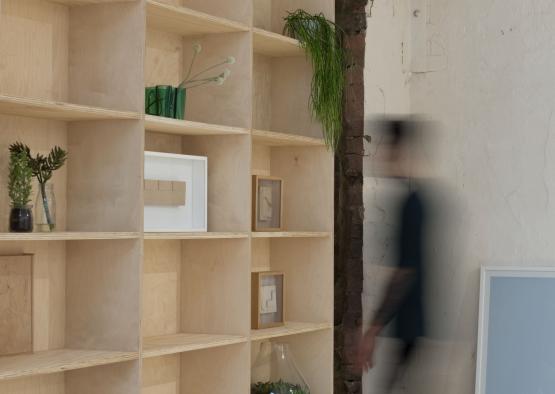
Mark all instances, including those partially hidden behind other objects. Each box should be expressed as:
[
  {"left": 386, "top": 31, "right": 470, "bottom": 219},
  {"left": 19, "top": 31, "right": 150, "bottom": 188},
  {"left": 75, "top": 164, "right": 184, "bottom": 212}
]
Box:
[
  {"left": 144, "top": 151, "right": 207, "bottom": 232},
  {"left": 476, "top": 266, "right": 555, "bottom": 394}
]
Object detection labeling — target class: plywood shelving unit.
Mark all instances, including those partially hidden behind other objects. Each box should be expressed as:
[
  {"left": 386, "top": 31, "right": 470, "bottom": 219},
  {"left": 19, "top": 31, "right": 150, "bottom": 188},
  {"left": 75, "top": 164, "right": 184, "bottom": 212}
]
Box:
[{"left": 0, "top": 0, "right": 333, "bottom": 392}]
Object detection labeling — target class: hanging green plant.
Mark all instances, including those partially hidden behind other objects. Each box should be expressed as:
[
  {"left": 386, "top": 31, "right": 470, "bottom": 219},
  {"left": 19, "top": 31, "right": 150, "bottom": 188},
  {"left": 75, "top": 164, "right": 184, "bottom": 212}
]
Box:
[{"left": 283, "top": 9, "right": 345, "bottom": 151}]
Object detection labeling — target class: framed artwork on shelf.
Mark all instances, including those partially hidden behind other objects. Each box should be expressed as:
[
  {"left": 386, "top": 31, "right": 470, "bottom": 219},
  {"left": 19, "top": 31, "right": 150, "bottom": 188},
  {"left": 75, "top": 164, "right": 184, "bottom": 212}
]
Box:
[
  {"left": 144, "top": 151, "right": 207, "bottom": 232},
  {"left": 252, "top": 271, "right": 285, "bottom": 329},
  {"left": 252, "top": 175, "right": 283, "bottom": 231}
]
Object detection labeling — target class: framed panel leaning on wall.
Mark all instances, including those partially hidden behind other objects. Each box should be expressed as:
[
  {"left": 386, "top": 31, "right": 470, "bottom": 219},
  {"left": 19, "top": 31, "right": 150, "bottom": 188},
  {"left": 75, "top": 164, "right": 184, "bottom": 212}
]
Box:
[{"left": 476, "top": 266, "right": 555, "bottom": 394}]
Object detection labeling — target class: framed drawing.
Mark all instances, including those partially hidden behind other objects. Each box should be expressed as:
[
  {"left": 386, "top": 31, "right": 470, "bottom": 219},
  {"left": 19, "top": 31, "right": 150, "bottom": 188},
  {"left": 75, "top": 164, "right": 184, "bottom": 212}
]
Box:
[
  {"left": 476, "top": 266, "right": 555, "bottom": 394},
  {"left": 252, "top": 175, "right": 283, "bottom": 231},
  {"left": 144, "top": 151, "right": 207, "bottom": 232},
  {"left": 252, "top": 272, "right": 285, "bottom": 329}
]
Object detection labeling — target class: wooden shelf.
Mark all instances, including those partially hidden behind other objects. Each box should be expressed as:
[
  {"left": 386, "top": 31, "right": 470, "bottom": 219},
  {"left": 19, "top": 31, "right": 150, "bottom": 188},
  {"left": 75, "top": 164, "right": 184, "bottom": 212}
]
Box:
[
  {"left": 143, "top": 333, "right": 247, "bottom": 359},
  {"left": 251, "top": 322, "right": 332, "bottom": 341},
  {"left": 0, "top": 349, "right": 138, "bottom": 381},
  {"left": 251, "top": 231, "right": 331, "bottom": 239},
  {"left": 0, "top": 95, "right": 140, "bottom": 122},
  {"left": 144, "top": 232, "right": 249, "bottom": 240},
  {"left": 252, "top": 129, "right": 325, "bottom": 147},
  {"left": 0, "top": 232, "right": 141, "bottom": 241},
  {"left": 253, "top": 28, "right": 303, "bottom": 57},
  {"left": 145, "top": 115, "right": 249, "bottom": 136},
  {"left": 49, "top": 0, "right": 136, "bottom": 5},
  {"left": 146, "top": 0, "right": 249, "bottom": 36}
]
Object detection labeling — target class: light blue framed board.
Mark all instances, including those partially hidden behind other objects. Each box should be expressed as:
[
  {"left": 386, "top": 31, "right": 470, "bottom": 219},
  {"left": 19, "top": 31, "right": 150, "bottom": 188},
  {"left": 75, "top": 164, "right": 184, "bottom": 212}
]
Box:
[{"left": 476, "top": 267, "right": 555, "bottom": 394}]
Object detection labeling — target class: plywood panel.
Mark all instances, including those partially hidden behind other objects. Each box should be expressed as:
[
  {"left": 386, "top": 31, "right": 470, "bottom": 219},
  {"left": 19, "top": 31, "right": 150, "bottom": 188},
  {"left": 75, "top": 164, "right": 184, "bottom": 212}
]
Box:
[
  {"left": 271, "top": 146, "right": 333, "bottom": 231},
  {"left": 67, "top": 121, "right": 142, "bottom": 232},
  {"left": 142, "top": 354, "right": 180, "bottom": 394},
  {"left": 270, "top": 57, "right": 322, "bottom": 138},
  {"left": 0, "top": 349, "right": 138, "bottom": 381},
  {"left": 143, "top": 240, "right": 181, "bottom": 338},
  {"left": 0, "top": 255, "right": 33, "bottom": 356},
  {"left": 69, "top": 1, "right": 145, "bottom": 112},
  {"left": 180, "top": 344, "right": 249, "bottom": 394},
  {"left": 181, "top": 136, "right": 251, "bottom": 232},
  {"left": 270, "top": 238, "right": 333, "bottom": 323},
  {"left": 66, "top": 240, "right": 141, "bottom": 351},
  {"left": 182, "top": 0, "right": 251, "bottom": 26},
  {"left": 0, "top": 241, "right": 65, "bottom": 353},
  {"left": 0, "top": 0, "right": 68, "bottom": 101},
  {"left": 145, "top": 28, "right": 184, "bottom": 88},
  {"left": 251, "top": 238, "right": 270, "bottom": 273},
  {"left": 253, "top": 54, "right": 272, "bottom": 131},
  {"left": 0, "top": 372, "right": 64, "bottom": 394},
  {"left": 182, "top": 32, "right": 252, "bottom": 128},
  {"left": 181, "top": 239, "right": 250, "bottom": 335},
  {"left": 253, "top": 28, "right": 302, "bottom": 57},
  {"left": 65, "top": 359, "right": 141, "bottom": 394},
  {"left": 0, "top": 115, "right": 67, "bottom": 233},
  {"left": 251, "top": 321, "right": 331, "bottom": 341},
  {"left": 143, "top": 333, "right": 248, "bottom": 358},
  {"left": 145, "top": 131, "right": 182, "bottom": 154},
  {"left": 145, "top": 115, "right": 249, "bottom": 136},
  {"left": 253, "top": 0, "right": 271, "bottom": 30}
]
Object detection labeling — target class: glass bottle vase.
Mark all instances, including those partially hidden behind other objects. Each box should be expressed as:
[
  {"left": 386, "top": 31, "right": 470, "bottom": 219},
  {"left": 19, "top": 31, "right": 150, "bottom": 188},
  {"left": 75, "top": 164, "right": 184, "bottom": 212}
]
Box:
[
  {"left": 35, "top": 183, "right": 56, "bottom": 232},
  {"left": 251, "top": 342, "right": 310, "bottom": 394}
]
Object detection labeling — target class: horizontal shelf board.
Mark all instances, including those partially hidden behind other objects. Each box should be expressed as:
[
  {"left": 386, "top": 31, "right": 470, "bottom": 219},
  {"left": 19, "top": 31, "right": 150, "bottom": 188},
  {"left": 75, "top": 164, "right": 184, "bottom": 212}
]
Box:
[
  {"left": 0, "top": 349, "right": 138, "bottom": 381},
  {"left": 252, "top": 129, "right": 325, "bottom": 147},
  {"left": 144, "top": 232, "right": 249, "bottom": 240},
  {"left": 253, "top": 28, "right": 303, "bottom": 57},
  {"left": 146, "top": 0, "right": 249, "bottom": 36},
  {"left": 0, "top": 95, "right": 139, "bottom": 121},
  {"left": 49, "top": 0, "right": 136, "bottom": 5},
  {"left": 145, "top": 115, "right": 249, "bottom": 136},
  {"left": 143, "top": 333, "right": 248, "bottom": 358},
  {"left": 251, "top": 231, "right": 331, "bottom": 239},
  {"left": 0, "top": 232, "right": 141, "bottom": 241},
  {"left": 251, "top": 322, "right": 332, "bottom": 341}
]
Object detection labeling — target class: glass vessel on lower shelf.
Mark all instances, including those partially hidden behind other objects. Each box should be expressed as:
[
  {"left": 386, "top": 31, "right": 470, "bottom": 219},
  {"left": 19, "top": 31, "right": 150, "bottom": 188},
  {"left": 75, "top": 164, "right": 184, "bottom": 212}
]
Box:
[
  {"left": 251, "top": 342, "right": 310, "bottom": 394},
  {"left": 35, "top": 183, "right": 56, "bottom": 232}
]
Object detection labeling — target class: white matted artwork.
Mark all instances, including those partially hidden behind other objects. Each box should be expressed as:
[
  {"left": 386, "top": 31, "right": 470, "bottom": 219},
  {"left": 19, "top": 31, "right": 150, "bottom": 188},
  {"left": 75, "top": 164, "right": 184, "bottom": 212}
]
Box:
[
  {"left": 144, "top": 151, "right": 207, "bottom": 232},
  {"left": 476, "top": 266, "right": 555, "bottom": 394}
]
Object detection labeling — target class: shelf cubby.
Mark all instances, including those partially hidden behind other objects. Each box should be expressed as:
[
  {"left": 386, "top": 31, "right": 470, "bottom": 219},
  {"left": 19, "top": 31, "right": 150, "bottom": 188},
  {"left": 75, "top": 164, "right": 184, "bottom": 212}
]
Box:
[
  {"left": 253, "top": 0, "right": 334, "bottom": 35},
  {"left": 146, "top": 131, "right": 251, "bottom": 232},
  {"left": 142, "top": 343, "right": 249, "bottom": 394}
]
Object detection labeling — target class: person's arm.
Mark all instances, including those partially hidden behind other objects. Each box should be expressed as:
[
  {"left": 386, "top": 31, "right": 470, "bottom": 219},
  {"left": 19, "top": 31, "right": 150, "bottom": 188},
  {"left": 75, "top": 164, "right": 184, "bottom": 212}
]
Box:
[{"left": 358, "top": 267, "right": 416, "bottom": 370}]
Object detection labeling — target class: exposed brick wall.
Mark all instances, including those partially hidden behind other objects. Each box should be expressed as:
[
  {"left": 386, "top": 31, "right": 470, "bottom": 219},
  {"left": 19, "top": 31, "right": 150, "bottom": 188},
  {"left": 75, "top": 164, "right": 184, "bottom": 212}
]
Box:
[{"left": 334, "top": 1, "right": 367, "bottom": 394}]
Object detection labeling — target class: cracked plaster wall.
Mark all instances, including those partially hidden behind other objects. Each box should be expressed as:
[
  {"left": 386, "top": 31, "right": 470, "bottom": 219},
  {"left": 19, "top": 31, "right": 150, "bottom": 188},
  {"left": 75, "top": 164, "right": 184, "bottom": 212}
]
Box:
[{"left": 364, "top": 0, "right": 555, "bottom": 392}]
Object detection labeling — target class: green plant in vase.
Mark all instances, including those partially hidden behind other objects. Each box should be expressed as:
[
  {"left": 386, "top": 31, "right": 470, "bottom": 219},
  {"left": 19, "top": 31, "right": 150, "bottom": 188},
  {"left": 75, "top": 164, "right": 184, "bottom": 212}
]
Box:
[
  {"left": 251, "top": 380, "right": 309, "bottom": 394},
  {"left": 283, "top": 10, "right": 345, "bottom": 151},
  {"left": 145, "top": 43, "right": 235, "bottom": 120},
  {"left": 9, "top": 142, "right": 67, "bottom": 232},
  {"left": 7, "top": 149, "right": 33, "bottom": 232}
]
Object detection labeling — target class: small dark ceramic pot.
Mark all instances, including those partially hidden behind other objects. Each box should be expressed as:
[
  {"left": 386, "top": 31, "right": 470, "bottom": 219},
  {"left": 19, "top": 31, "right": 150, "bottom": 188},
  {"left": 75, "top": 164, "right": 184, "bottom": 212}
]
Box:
[{"left": 9, "top": 206, "right": 33, "bottom": 233}]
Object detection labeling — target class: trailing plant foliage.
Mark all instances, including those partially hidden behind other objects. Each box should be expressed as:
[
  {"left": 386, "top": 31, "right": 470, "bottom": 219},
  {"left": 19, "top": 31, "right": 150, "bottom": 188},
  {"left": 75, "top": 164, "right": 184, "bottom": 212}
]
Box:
[
  {"left": 283, "top": 10, "right": 345, "bottom": 151},
  {"left": 251, "top": 380, "right": 309, "bottom": 394},
  {"left": 8, "top": 150, "right": 32, "bottom": 208}
]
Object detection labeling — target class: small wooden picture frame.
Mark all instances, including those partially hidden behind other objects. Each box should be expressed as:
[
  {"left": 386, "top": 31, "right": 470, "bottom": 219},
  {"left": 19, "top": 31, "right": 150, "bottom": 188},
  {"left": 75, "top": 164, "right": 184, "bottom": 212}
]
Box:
[
  {"left": 252, "top": 175, "right": 283, "bottom": 231},
  {"left": 251, "top": 271, "right": 285, "bottom": 329}
]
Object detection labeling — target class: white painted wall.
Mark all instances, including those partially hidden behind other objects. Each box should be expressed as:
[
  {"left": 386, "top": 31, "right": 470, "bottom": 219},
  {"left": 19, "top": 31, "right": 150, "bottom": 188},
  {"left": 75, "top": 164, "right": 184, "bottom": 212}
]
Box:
[{"left": 364, "top": 0, "right": 555, "bottom": 392}]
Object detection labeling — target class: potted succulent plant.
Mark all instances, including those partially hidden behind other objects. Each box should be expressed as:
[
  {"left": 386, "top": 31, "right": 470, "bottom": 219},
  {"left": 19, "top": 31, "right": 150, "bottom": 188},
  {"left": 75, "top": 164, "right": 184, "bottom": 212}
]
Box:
[
  {"left": 10, "top": 142, "right": 67, "bottom": 232},
  {"left": 283, "top": 10, "right": 345, "bottom": 151},
  {"left": 8, "top": 148, "right": 33, "bottom": 232},
  {"left": 145, "top": 43, "right": 235, "bottom": 120}
]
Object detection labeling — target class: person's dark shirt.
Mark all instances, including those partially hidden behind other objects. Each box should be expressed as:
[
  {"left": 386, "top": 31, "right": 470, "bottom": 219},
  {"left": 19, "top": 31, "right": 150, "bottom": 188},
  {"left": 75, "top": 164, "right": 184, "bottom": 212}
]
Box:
[{"left": 373, "top": 186, "right": 426, "bottom": 342}]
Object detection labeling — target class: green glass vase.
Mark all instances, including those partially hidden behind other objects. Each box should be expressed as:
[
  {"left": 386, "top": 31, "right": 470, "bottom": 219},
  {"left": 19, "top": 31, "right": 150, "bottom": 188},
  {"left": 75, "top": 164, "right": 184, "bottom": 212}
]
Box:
[{"left": 145, "top": 85, "right": 186, "bottom": 120}]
